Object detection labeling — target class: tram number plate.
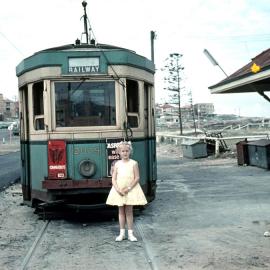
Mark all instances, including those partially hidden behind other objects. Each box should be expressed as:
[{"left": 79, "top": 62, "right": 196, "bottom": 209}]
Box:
[{"left": 48, "top": 140, "right": 67, "bottom": 179}]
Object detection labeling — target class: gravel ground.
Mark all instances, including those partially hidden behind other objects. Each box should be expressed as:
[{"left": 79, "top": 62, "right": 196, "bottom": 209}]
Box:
[{"left": 1, "top": 143, "right": 270, "bottom": 269}]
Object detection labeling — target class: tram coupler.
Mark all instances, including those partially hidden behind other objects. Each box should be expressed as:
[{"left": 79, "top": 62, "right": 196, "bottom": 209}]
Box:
[{"left": 35, "top": 200, "right": 66, "bottom": 220}]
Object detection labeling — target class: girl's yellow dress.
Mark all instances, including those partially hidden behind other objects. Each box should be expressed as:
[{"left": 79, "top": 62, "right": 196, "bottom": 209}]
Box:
[{"left": 106, "top": 159, "right": 147, "bottom": 206}]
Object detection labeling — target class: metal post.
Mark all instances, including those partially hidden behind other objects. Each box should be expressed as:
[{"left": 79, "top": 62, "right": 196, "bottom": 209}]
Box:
[
  {"left": 203, "top": 49, "right": 228, "bottom": 77},
  {"left": 176, "top": 58, "right": 183, "bottom": 135},
  {"left": 82, "top": 1, "right": 89, "bottom": 44},
  {"left": 192, "top": 104, "right": 197, "bottom": 136},
  {"left": 197, "top": 109, "right": 200, "bottom": 130},
  {"left": 215, "top": 139, "right": 220, "bottom": 157},
  {"left": 150, "top": 31, "right": 156, "bottom": 64}
]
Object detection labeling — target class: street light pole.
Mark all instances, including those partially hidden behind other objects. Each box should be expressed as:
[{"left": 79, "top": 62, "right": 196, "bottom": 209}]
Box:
[{"left": 203, "top": 49, "right": 228, "bottom": 77}]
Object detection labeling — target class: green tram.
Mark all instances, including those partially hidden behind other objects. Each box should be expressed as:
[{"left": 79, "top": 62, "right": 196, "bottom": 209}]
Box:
[{"left": 16, "top": 28, "right": 157, "bottom": 209}]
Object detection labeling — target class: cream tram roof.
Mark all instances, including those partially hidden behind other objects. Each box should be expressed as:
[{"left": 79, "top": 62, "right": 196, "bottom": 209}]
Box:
[
  {"left": 209, "top": 48, "right": 270, "bottom": 95},
  {"left": 16, "top": 43, "right": 155, "bottom": 77}
]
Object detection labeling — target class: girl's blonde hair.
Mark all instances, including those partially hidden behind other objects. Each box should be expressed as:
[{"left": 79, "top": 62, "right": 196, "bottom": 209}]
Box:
[{"left": 116, "top": 141, "right": 133, "bottom": 155}]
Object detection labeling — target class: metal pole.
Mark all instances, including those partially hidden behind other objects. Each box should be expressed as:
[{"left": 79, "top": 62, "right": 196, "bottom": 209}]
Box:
[
  {"left": 176, "top": 57, "right": 183, "bottom": 135},
  {"left": 191, "top": 104, "right": 197, "bottom": 136},
  {"left": 150, "top": 31, "right": 156, "bottom": 64},
  {"left": 197, "top": 109, "right": 199, "bottom": 129},
  {"left": 82, "top": 1, "right": 89, "bottom": 44},
  {"left": 203, "top": 49, "right": 228, "bottom": 77}
]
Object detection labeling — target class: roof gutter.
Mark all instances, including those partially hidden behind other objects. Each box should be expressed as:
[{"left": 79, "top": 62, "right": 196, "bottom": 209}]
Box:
[{"left": 209, "top": 68, "right": 270, "bottom": 94}]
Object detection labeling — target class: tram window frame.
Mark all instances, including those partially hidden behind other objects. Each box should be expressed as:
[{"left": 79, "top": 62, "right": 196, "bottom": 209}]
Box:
[
  {"left": 54, "top": 81, "right": 116, "bottom": 128},
  {"left": 126, "top": 79, "right": 139, "bottom": 128},
  {"left": 32, "top": 82, "right": 45, "bottom": 131}
]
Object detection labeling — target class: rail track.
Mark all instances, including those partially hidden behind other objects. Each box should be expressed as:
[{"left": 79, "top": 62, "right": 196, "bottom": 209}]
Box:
[
  {"left": 18, "top": 209, "right": 158, "bottom": 270},
  {"left": 135, "top": 220, "right": 159, "bottom": 270},
  {"left": 19, "top": 220, "right": 50, "bottom": 270}
]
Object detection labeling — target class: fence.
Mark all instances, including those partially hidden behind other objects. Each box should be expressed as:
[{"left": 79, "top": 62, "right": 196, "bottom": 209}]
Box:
[{"left": 156, "top": 133, "right": 270, "bottom": 157}]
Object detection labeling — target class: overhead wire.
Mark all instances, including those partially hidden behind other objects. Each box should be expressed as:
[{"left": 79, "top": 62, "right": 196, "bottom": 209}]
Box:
[
  {"left": 86, "top": 18, "right": 132, "bottom": 139},
  {"left": 184, "top": 33, "right": 270, "bottom": 43},
  {"left": 0, "top": 30, "right": 25, "bottom": 56}
]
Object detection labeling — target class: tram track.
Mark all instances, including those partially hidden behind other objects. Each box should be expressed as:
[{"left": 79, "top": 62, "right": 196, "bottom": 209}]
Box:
[
  {"left": 18, "top": 211, "right": 158, "bottom": 270},
  {"left": 135, "top": 220, "right": 159, "bottom": 270},
  {"left": 19, "top": 220, "right": 50, "bottom": 270}
]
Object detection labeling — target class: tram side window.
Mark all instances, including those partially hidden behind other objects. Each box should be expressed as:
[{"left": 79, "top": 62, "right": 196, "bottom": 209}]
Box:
[
  {"left": 126, "top": 80, "right": 139, "bottom": 128},
  {"left": 55, "top": 81, "right": 116, "bottom": 127},
  {"left": 33, "top": 82, "right": 44, "bottom": 130}
]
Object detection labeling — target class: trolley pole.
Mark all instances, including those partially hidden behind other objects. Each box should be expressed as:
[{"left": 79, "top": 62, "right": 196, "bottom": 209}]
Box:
[{"left": 82, "top": 1, "right": 89, "bottom": 44}]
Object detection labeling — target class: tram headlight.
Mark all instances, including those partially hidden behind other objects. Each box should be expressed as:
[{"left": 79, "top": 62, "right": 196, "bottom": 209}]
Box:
[{"left": 79, "top": 159, "right": 96, "bottom": 177}]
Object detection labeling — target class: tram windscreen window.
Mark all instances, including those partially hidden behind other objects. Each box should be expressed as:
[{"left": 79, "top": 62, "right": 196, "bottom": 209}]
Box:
[{"left": 55, "top": 81, "right": 116, "bottom": 127}]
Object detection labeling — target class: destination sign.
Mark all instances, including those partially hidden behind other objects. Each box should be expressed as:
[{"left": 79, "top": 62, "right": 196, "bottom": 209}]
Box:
[{"left": 68, "top": 57, "right": 100, "bottom": 73}]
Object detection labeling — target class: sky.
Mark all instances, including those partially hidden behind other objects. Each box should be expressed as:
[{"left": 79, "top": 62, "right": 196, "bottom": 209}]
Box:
[{"left": 1, "top": 0, "right": 270, "bottom": 117}]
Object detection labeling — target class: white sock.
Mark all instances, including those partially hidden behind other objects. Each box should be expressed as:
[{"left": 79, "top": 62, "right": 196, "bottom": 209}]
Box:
[
  {"left": 115, "top": 229, "right": 125, "bottom": 241},
  {"left": 128, "top": 230, "right": 137, "bottom": 242}
]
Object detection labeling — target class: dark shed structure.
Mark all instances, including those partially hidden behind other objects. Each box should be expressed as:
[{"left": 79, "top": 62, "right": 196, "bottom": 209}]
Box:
[
  {"left": 247, "top": 139, "right": 270, "bottom": 169},
  {"left": 209, "top": 49, "right": 270, "bottom": 168},
  {"left": 236, "top": 139, "right": 249, "bottom": 166},
  {"left": 181, "top": 140, "right": 208, "bottom": 159}
]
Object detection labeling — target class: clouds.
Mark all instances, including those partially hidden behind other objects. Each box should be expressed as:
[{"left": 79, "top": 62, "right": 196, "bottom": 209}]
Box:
[{"left": 1, "top": 0, "right": 270, "bottom": 116}]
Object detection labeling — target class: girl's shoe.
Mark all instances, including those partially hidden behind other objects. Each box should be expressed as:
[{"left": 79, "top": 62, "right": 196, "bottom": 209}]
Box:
[
  {"left": 115, "top": 234, "right": 126, "bottom": 241},
  {"left": 128, "top": 230, "right": 138, "bottom": 242},
  {"left": 115, "top": 229, "right": 126, "bottom": 241}
]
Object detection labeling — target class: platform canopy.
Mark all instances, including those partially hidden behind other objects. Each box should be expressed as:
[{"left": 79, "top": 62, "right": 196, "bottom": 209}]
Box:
[{"left": 209, "top": 48, "right": 270, "bottom": 102}]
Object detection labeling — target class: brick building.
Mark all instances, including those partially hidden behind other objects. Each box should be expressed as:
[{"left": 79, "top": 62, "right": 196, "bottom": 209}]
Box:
[
  {"left": 193, "top": 103, "right": 215, "bottom": 116},
  {"left": 0, "top": 93, "right": 19, "bottom": 120}
]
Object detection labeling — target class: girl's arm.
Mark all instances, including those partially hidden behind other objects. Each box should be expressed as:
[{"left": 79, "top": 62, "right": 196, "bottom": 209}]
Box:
[
  {"left": 123, "top": 161, "right": 140, "bottom": 194},
  {"left": 112, "top": 163, "right": 124, "bottom": 196},
  {"left": 133, "top": 162, "right": 140, "bottom": 186}
]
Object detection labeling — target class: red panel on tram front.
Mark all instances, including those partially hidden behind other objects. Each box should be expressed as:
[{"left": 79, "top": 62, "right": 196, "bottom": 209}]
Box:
[{"left": 48, "top": 140, "right": 67, "bottom": 179}]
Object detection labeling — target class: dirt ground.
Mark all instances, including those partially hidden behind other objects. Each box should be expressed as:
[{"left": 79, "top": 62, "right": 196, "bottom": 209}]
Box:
[
  {"left": 152, "top": 143, "right": 270, "bottom": 269},
  {"left": 1, "top": 142, "right": 270, "bottom": 269}
]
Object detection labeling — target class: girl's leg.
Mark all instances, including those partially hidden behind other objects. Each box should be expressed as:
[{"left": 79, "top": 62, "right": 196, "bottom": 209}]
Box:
[
  {"left": 115, "top": 206, "right": 126, "bottom": 241},
  {"left": 125, "top": 205, "right": 137, "bottom": 242},
  {"left": 125, "top": 205, "right": 134, "bottom": 230},
  {"left": 118, "top": 206, "right": 126, "bottom": 229}
]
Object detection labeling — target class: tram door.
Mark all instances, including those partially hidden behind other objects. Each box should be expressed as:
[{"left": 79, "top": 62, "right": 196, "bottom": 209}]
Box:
[
  {"left": 19, "top": 86, "right": 31, "bottom": 200},
  {"left": 144, "top": 84, "right": 150, "bottom": 180}
]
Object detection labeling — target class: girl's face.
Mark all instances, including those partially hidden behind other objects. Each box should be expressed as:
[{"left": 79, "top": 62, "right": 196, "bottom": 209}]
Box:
[{"left": 119, "top": 145, "right": 131, "bottom": 160}]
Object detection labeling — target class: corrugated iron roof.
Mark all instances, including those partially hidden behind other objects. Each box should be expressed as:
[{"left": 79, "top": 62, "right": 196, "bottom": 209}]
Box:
[{"left": 209, "top": 48, "right": 270, "bottom": 89}]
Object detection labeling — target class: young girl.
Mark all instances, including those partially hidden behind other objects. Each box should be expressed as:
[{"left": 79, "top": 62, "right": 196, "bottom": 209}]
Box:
[{"left": 106, "top": 141, "right": 147, "bottom": 242}]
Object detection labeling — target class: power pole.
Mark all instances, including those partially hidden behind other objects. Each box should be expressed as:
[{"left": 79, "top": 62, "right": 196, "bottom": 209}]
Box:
[
  {"left": 187, "top": 89, "right": 197, "bottom": 136},
  {"left": 163, "top": 53, "right": 184, "bottom": 135}
]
